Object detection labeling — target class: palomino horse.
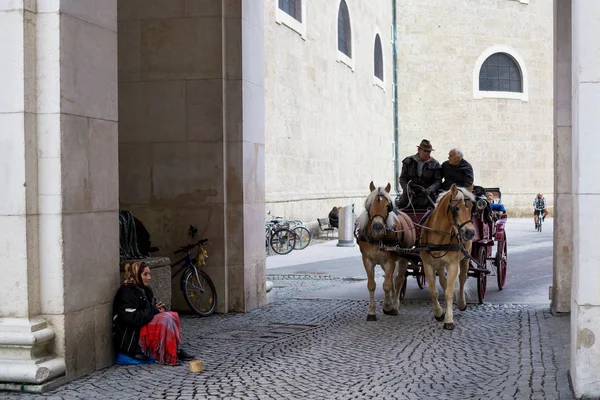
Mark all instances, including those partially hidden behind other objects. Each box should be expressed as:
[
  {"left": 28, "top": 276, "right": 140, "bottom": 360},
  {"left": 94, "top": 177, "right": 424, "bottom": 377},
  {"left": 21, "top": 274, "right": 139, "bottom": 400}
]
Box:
[
  {"left": 357, "top": 182, "right": 416, "bottom": 321},
  {"left": 420, "top": 184, "right": 475, "bottom": 330}
]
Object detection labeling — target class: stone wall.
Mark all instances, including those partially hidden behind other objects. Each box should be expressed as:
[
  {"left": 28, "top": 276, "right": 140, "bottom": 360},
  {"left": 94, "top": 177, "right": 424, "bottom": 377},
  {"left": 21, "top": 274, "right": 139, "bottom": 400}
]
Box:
[
  {"left": 395, "top": 0, "right": 553, "bottom": 217},
  {"left": 264, "top": 0, "right": 396, "bottom": 222},
  {"left": 265, "top": 0, "right": 553, "bottom": 220},
  {"left": 118, "top": 0, "right": 266, "bottom": 313},
  {"left": 0, "top": 0, "right": 119, "bottom": 384}
]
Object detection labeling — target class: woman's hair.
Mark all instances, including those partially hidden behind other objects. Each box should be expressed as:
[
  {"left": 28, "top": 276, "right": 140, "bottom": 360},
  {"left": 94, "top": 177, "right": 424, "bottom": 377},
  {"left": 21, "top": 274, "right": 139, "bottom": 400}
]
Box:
[{"left": 124, "top": 261, "right": 148, "bottom": 286}]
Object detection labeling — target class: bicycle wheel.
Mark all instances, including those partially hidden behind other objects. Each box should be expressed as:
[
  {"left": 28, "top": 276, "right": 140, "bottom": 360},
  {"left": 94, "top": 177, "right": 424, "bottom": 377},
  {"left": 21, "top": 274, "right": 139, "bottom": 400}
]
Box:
[
  {"left": 182, "top": 268, "right": 217, "bottom": 317},
  {"left": 292, "top": 226, "right": 312, "bottom": 250},
  {"left": 270, "top": 228, "right": 296, "bottom": 255}
]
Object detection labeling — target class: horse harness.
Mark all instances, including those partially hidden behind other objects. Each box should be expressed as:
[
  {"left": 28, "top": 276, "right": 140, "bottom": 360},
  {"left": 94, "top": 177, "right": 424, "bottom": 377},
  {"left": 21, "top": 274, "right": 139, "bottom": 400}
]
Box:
[
  {"left": 381, "top": 194, "right": 483, "bottom": 269},
  {"left": 357, "top": 195, "right": 406, "bottom": 245}
]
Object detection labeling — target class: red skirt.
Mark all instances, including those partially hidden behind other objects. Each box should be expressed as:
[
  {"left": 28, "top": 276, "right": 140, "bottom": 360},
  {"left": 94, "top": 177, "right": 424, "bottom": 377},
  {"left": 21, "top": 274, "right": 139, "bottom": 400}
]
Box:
[{"left": 138, "top": 312, "right": 181, "bottom": 366}]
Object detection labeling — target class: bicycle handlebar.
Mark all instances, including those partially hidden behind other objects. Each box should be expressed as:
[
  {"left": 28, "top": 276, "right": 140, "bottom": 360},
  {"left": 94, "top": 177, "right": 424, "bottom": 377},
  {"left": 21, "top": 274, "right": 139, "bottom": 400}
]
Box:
[{"left": 173, "top": 238, "right": 210, "bottom": 255}]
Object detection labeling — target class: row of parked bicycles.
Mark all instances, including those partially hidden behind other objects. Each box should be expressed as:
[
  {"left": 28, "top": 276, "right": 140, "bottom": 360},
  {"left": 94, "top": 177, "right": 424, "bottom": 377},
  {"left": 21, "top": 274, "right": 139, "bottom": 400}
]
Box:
[{"left": 265, "top": 214, "right": 312, "bottom": 255}]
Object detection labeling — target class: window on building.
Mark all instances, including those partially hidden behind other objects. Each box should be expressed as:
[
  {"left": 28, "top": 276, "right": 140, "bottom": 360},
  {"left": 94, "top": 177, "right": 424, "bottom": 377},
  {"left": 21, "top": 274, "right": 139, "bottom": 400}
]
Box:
[
  {"left": 374, "top": 34, "right": 383, "bottom": 80},
  {"left": 479, "top": 52, "right": 522, "bottom": 93},
  {"left": 278, "top": 0, "right": 301, "bottom": 22},
  {"left": 337, "top": 0, "right": 351, "bottom": 57}
]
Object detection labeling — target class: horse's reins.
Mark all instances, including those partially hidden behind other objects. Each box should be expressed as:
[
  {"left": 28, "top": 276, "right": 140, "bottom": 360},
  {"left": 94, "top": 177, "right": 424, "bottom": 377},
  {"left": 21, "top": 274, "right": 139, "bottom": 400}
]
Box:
[
  {"left": 420, "top": 196, "right": 473, "bottom": 258},
  {"left": 405, "top": 180, "right": 436, "bottom": 214}
]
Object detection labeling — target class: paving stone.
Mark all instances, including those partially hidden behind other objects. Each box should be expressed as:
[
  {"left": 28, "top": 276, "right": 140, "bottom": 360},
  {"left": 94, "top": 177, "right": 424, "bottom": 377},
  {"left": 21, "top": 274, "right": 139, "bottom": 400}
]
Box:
[{"left": 0, "top": 276, "right": 574, "bottom": 400}]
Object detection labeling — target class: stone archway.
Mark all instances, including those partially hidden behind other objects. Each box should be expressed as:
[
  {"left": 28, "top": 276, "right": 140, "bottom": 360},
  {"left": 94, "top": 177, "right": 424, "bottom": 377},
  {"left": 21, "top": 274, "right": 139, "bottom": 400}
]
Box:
[
  {"left": 0, "top": 0, "right": 266, "bottom": 389},
  {"left": 553, "top": 0, "right": 600, "bottom": 397}
]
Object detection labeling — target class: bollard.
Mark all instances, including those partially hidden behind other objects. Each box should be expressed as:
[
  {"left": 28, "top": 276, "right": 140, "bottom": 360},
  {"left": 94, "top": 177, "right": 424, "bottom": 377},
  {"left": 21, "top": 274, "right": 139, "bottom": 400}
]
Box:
[{"left": 337, "top": 204, "right": 355, "bottom": 247}]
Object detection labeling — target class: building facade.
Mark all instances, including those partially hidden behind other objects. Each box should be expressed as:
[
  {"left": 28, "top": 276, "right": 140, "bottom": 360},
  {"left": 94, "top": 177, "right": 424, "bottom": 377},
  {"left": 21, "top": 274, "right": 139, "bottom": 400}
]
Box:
[
  {"left": 1, "top": 0, "right": 598, "bottom": 397},
  {"left": 265, "top": 0, "right": 553, "bottom": 220}
]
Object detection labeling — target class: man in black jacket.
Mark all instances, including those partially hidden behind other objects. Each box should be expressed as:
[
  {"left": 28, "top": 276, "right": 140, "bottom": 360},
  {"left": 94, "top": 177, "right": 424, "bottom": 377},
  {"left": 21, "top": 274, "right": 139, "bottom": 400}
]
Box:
[
  {"left": 396, "top": 139, "right": 442, "bottom": 209},
  {"left": 441, "top": 148, "right": 474, "bottom": 191}
]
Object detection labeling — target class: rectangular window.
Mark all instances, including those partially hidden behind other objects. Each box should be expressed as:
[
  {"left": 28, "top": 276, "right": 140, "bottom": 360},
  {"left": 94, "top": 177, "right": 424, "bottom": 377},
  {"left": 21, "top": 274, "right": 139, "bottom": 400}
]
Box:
[{"left": 279, "top": 0, "right": 301, "bottom": 22}]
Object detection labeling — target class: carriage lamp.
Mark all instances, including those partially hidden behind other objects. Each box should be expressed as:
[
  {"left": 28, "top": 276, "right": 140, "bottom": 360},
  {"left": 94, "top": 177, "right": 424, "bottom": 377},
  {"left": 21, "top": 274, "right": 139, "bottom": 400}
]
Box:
[{"left": 476, "top": 197, "right": 488, "bottom": 210}]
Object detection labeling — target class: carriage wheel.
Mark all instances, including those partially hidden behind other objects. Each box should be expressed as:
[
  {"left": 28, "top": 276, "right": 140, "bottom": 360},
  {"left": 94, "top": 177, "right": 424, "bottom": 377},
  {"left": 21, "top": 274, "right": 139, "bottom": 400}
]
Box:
[
  {"left": 416, "top": 263, "right": 426, "bottom": 289},
  {"left": 496, "top": 232, "right": 507, "bottom": 290},
  {"left": 477, "top": 247, "right": 488, "bottom": 304},
  {"left": 399, "top": 275, "right": 408, "bottom": 300}
]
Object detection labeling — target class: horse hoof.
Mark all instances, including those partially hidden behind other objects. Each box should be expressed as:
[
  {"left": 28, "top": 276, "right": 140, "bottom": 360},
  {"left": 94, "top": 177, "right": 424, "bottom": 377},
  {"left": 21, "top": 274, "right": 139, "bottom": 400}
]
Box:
[
  {"left": 443, "top": 322, "right": 455, "bottom": 330},
  {"left": 434, "top": 313, "right": 445, "bottom": 322},
  {"left": 458, "top": 304, "right": 467, "bottom": 312},
  {"left": 383, "top": 309, "right": 398, "bottom": 316},
  {"left": 367, "top": 314, "right": 377, "bottom": 321}
]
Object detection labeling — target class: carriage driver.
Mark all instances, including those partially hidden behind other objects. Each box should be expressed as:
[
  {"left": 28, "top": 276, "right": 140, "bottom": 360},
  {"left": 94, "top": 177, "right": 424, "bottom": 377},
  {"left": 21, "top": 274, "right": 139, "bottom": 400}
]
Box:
[{"left": 396, "top": 139, "right": 442, "bottom": 209}]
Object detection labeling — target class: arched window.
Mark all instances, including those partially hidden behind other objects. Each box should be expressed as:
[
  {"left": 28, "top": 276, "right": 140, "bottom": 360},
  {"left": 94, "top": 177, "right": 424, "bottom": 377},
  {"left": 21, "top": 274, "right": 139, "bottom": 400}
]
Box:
[
  {"left": 479, "top": 53, "right": 522, "bottom": 93},
  {"left": 374, "top": 34, "right": 383, "bottom": 80},
  {"left": 337, "top": 0, "right": 351, "bottom": 58}
]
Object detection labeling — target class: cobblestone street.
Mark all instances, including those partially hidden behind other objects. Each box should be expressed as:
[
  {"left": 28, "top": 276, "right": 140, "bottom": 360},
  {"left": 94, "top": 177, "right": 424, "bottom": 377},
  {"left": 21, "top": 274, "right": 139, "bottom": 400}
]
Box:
[{"left": 4, "top": 275, "right": 572, "bottom": 400}]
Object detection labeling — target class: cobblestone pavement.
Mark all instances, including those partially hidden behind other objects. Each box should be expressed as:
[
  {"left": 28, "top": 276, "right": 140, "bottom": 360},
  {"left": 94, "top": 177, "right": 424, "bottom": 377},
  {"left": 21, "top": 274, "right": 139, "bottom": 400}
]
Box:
[{"left": 4, "top": 275, "right": 573, "bottom": 400}]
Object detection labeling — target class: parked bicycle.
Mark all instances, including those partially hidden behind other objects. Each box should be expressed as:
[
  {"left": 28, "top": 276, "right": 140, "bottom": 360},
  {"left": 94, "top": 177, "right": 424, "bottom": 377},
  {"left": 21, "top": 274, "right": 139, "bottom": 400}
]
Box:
[
  {"left": 265, "top": 221, "right": 296, "bottom": 255},
  {"left": 265, "top": 212, "right": 312, "bottom": 254},
  {"left": 171, "top": 225, "right": 216, "bottom": 316}
]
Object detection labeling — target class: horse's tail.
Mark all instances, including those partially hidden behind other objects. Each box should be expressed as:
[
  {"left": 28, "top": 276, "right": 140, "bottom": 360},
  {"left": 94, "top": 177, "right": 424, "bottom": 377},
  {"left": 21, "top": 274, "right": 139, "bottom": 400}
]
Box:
[{"left": 454, "top": 277, "right": 471, "bottom": 299}]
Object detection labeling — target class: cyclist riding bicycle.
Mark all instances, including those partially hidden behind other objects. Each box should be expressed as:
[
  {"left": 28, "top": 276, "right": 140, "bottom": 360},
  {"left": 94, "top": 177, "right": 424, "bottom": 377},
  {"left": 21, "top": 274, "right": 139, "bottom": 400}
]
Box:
[{"left": 533, "top": 193, "right": 548, "bottom": 229}]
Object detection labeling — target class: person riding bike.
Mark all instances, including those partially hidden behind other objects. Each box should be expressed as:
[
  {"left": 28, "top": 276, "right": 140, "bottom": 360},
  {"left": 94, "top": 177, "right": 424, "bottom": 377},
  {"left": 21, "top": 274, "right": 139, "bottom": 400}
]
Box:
[
  {"left": 396, "top": 139, "right": 442, "bottom": 209},
  {"left": 533, "top": 193, "right": 548, "bottom": 228}
]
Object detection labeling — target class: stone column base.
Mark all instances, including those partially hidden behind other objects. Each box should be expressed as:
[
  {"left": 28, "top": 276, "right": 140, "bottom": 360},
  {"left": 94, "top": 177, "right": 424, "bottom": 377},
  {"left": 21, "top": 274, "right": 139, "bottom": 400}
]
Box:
[{"left": 0, "top": 317, "right": 65, "bottom": 384}]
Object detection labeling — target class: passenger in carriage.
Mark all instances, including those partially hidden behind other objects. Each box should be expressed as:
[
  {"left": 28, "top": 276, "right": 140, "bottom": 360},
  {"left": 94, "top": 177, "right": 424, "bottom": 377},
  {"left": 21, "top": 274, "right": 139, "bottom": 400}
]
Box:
[
  {"left": 396, "top": 139, "right": 442, "bottom": 209},
  {"left": 441, "top": 148, "right": 474, "bottom": 192},
  {"left": 486, "top": 192, "right": 506, "bottom": 218}
]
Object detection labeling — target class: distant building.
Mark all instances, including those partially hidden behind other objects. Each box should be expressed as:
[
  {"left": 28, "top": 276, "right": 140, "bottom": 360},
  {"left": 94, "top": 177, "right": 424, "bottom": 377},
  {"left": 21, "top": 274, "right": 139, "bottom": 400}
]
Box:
[{"left": 265, "top": 0, "right": 553, "bottom": 218}]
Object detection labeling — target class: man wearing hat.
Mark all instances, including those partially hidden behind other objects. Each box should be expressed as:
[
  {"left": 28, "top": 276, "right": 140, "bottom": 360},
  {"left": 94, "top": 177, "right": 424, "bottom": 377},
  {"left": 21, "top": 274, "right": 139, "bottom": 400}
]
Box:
[{"left": 396, "top": 139, "right": 442, "bottom": 209}]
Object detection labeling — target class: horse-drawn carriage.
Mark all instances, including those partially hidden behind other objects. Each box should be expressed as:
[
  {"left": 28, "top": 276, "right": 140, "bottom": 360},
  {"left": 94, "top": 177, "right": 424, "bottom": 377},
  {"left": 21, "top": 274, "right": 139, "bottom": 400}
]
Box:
[
  {"left": 382, "top": 185, "right": 508, "bottom": 304},
  {"left": 355, "top": 182, "right": 508, "bottom": 330}
]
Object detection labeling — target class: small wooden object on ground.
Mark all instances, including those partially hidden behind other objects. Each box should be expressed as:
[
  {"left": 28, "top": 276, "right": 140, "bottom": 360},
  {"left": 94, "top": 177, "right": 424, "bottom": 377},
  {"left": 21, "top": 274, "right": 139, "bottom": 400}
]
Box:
[{"left": 189, "top": 359, "right": 204, "bottom": 373}]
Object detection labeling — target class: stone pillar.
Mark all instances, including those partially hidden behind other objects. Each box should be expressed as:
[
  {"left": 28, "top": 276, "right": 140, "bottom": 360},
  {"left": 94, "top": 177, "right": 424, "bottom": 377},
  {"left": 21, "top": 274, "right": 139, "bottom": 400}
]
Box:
[
  {"left": 0, "top": 1, "right": 65, "bottom": 385},
  {"left": 552, "top": 0, "right": 572, "bottom": 314},
  {"left": 224, "top": 0, "right": 267, "bottom": 311},
  {"left": 118, "top": 0, "right": 266, "bottom": 313},
  {"left": 0, "top": 1, "right": 118, "bottom": 388},
  {"left": 570, "top": 0, "right": 600, "bottom": 397}
]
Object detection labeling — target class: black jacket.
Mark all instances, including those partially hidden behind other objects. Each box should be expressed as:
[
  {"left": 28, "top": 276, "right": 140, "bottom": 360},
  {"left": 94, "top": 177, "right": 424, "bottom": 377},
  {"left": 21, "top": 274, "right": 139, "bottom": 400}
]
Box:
[
  {"left": 328, "top": 208, "right": 339, "bottom": 228},
  {"left": 399, "top": 155, "right": 442, "bottom": 194},
  {"left": 441, "top": 159, "right": 474, "bottom": 190},
  {"left": 112, "top": 284, "right": 160, "bottom": 356}
]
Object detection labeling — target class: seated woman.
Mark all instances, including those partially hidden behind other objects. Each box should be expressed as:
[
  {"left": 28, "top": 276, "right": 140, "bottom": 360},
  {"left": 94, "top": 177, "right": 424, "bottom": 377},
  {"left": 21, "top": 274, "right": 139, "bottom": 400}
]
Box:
[{"left": 112, "top": 261, "right": 195, "bottom": 366}]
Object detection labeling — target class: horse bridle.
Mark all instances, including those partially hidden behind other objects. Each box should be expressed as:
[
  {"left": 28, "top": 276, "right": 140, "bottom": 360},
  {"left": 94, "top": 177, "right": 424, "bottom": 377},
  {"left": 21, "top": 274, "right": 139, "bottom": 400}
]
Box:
[
  {"left": 366, "top": 195, "right": 393, "bottom": 225},
  {"left": 447, "top": 196, "right": 473, "bottom": 237}
]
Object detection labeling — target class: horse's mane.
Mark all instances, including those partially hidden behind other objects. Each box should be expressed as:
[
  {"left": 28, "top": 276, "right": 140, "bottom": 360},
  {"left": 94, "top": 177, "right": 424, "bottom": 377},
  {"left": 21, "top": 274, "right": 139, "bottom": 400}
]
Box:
[
  {"left": 364, "top": 187, "right": 394, "bottom": 211},
  {"left": 357, "top": 187, "right": 396, "bottom": 232},
  {"left": 435, "top": 187, "right": 475, "bottom": 206}
]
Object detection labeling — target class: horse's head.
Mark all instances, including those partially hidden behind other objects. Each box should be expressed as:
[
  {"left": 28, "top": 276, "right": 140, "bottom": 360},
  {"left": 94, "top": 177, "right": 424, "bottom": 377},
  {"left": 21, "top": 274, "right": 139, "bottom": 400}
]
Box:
[
  {"left": 442, "top": 184, "right": 476, "bottom": 242},
  {"left": 363, "top": 181, "right": 395, "bottom": 239}
]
